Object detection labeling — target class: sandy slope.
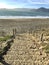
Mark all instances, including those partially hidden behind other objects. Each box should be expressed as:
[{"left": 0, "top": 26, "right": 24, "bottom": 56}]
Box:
[
  {"left": 0, "top": 19, "right": 49, "bottom": 65},
  {"left": 3, "top": 33, "right": 49, "bottom": 65}
]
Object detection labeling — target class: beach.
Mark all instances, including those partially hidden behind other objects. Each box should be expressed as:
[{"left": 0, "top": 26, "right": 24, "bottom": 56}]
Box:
[{"left": 0, "top": 18, "right": 49, "bottom": 34}]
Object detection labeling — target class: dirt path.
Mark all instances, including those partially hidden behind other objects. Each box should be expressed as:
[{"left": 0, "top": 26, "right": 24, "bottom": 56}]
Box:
[{"left": 3, "top": 34, "right": 49, "bottom": 65}]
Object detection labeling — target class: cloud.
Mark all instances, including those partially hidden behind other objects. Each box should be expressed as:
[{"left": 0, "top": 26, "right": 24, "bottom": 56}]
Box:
[
  {"left": 27, "top": 0, "right": 49, "bottom": 4},
  {"left": 0, "top": 2, "right": 17, "bottom": 9},
  {"left": 0, "top": 0, "right": 49, "bottom": 8},
  {"left": 0, "top": 2, "right": 8, "bottom": 8},
  {"left": 0, "top": 2, "right": 26, "bottom": 8}
]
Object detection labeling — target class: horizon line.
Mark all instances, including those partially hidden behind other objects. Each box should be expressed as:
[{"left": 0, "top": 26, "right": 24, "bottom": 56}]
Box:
[{"left": 0, "top": 7, "right": 49, "bottom": 9}]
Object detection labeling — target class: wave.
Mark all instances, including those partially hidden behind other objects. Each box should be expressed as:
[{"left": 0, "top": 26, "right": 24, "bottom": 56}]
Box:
[{"left": 0, "top": 16, "right": 49, "bottom": 19}]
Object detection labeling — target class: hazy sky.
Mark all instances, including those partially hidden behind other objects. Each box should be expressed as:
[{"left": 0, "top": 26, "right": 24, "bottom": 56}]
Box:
[{"left": 0, "top": 0, "right": 49, "bottom": 9}]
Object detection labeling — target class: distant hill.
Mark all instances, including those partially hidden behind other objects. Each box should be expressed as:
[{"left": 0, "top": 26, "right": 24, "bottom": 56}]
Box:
[
  {"left": 0, "top": 7, "right": 49, "bottom": 12},
  {"left": 36, "top": 7, "right": 49, "bottom": 12}
]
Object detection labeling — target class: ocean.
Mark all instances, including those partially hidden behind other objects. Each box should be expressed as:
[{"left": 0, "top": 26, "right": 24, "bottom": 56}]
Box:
[{"left": 0, "top": 11, "right": 49, "bottom": 19}]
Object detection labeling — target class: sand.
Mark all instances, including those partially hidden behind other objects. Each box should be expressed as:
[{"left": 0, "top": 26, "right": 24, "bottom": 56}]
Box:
[
  {"left": 0, "top": 18, "right": 49, "bottom": 65},
  {"left": 0, "top": 18, "right": 49, "bottom": 34}
]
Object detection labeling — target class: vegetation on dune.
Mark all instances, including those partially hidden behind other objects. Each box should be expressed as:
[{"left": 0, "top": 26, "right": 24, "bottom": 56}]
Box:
[
  {"left": 0, "top": 34, "right": 14, "bottom": 65},
  {"left": 0, "top": 35, "right": 12, "bottom": 42}
]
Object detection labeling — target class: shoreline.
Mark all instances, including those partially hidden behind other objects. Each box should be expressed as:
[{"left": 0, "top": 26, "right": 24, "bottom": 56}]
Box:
[{"left": 0, "top": 16, "right": 49, "bottom": 19}]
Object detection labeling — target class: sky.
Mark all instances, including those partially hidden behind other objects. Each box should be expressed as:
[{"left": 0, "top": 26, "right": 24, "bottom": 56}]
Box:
[{"left": 0, "top": 0, "right": 49, "bottom": 9}]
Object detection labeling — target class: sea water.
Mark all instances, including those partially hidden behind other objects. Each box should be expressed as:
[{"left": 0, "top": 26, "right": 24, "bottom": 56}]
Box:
[{"left": 0, "top": 11, "right": 49, "bottom": 19}]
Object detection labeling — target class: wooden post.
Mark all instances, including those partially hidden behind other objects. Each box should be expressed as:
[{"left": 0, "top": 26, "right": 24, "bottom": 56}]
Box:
[
  {"left": 15, "top": 28, "right": 17, "bottom": 36},
  {"left": 13, "top": 29, "right": 15, "bottom": 39},
  {"left": 41, "top": 33, "right": 44, "bottom": 42},
  {"left": 13, "top": 28, "right": 17, "bottom": 39}
]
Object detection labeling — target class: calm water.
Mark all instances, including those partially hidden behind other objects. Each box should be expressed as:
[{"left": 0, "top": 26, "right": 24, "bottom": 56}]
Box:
[
  {"left": 0, "top": 11, "right": 49, "bottom": 16},
  {"left": 0, "top": 10, "right": 49, "bottom": 19}
]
